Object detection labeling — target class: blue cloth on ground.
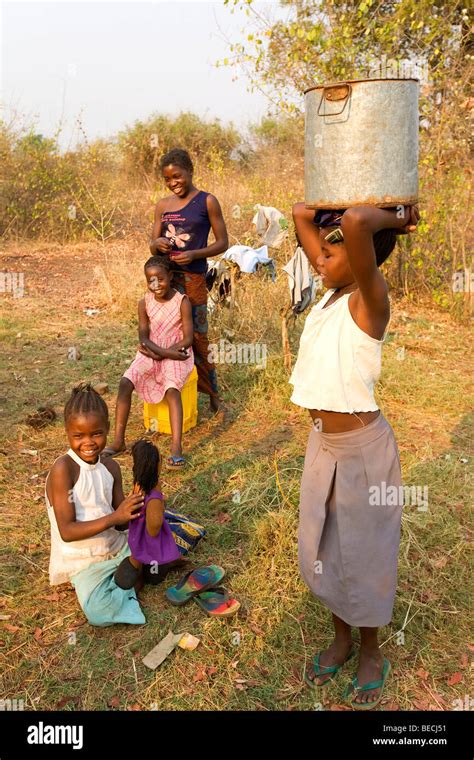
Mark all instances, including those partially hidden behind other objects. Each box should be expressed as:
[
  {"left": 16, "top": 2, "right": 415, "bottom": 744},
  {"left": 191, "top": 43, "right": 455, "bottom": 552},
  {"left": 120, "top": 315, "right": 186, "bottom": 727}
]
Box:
[{"left": 70, "top": 543, "right": 146, "bottom": 627}]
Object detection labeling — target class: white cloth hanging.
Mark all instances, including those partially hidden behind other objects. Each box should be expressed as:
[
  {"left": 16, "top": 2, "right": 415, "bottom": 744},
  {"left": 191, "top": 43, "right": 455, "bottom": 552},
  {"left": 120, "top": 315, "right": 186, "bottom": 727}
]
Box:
[
  {"left": 252, "top": 204, "right": 288, "bottom": 248},
  {"left": 222, "top": 245, "right": 274, "bottom": 275},
  {"left": 282, "top": 246, "right": 319, "bottom": 314}
]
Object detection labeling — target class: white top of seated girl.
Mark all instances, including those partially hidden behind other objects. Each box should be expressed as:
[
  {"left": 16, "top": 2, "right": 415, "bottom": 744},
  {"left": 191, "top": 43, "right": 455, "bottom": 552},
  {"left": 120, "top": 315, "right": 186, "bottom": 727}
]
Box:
[
  {"left": 289, "top": 288, "right": 389, "bottom": 413},
  {"left": 45, "top": 448, "right": 127, "bottom": 585}
]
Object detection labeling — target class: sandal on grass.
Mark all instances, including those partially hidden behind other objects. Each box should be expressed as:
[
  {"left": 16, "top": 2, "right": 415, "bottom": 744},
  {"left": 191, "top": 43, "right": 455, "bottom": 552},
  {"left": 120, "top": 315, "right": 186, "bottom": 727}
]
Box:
[
  {"left": 304, "top": 644, "right": 357, "bottom": 689},
  {"left": 343, "top": 657, "right": 391, "bottom": 710},
  {"left": 194, "top": 586, "right": 240, "bottom": 618},
  {"left": 102, "top": 446, "right": 128, "bottom": 459},
  {"left": 166, "top": 455, "right": 186, "bottom": 469},
  {"left": 165, "top": 565, "right": 225, "bottom": 606}
]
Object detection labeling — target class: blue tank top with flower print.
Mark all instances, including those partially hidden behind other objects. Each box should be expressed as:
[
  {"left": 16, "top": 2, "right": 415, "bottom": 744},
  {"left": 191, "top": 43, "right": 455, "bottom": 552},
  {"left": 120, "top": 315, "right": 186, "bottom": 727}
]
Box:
[{"left": 161, "top": 190, "right": 211, "bottom": 274}]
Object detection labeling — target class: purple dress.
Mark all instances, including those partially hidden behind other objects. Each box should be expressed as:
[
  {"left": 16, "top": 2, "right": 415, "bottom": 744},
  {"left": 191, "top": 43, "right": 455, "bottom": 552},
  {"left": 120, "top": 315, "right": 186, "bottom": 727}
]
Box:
[{"left": 128, "top": 489, "right": 181, "bottom": 565}]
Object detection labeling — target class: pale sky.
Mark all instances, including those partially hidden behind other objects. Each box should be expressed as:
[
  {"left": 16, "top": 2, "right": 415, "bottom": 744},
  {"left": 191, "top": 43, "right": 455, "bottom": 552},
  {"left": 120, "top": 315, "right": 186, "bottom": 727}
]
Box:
[{"left": 1, "top": 0, "right": 295, "bottom": 148}]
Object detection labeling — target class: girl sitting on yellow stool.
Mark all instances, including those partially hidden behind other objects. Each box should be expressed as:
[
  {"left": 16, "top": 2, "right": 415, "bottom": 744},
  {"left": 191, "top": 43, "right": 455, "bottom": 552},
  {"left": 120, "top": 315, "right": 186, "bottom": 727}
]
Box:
[{"left": 104, "top": 255, "right": 194, "bottom": 469}]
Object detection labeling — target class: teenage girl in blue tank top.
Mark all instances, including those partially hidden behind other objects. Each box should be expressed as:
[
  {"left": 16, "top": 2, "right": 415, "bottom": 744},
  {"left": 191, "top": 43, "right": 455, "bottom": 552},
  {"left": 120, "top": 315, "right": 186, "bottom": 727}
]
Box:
[{"left": 150, "top": 148, "right": 229, "bottom": 414}]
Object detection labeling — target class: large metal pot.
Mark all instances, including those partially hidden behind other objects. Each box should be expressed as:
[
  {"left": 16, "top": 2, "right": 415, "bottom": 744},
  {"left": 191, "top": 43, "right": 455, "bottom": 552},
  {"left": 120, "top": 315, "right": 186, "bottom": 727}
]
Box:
[{"left": 304, "top": 78, "right": 419, "bottom": 209}]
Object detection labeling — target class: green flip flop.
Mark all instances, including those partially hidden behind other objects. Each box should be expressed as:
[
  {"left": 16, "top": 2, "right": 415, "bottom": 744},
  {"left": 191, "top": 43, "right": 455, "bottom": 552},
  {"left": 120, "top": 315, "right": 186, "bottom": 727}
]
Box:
[
  {"left": 165, "top": 565, "right": 225, "bottom": 606},
  {"left": 304, "top": 644, "right": 357, "bottom": 689},
  {"left": 343, "top": 657, "right": 391, "bottom": 710}
]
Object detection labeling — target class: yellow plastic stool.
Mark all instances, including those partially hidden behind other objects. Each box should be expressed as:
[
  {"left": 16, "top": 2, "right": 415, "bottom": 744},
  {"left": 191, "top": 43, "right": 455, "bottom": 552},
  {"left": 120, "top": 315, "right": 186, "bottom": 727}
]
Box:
[{"left": 143, "top": 365, "right": 198, "bottom": 435}]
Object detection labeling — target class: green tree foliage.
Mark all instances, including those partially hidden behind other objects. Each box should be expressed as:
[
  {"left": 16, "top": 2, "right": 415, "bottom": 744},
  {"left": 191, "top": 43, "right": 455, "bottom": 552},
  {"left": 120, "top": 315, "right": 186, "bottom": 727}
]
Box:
[
  {"left": 251, "top": 114, "right": 304, "bottom": 152},
  {"left": 0, "top": 112, "right": 242, "bottom": 241},
  {"left": 0, "top": 126, "right": 74, "bottom": 238},
  {"left": 0, "top": 123, "right": 128, "bottom": 241},
  {"left": 118, "top": 111, "right": 241, "bottom": 180},
  {"left": 221, "top": 0, "right": 473, "bottom": 313},
  {"left": 221, "top": 1, "right": 471, "bottom": 113}
]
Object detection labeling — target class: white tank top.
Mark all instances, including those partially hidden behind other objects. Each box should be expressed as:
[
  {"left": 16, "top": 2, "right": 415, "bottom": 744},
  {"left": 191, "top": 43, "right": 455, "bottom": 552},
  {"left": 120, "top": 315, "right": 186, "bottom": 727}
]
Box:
[
  {"left": 45, "top": 449, "right": 127, "bottom": 585},
  {"left": 289, "top": 288, "right": 388, "bottom": 413}
]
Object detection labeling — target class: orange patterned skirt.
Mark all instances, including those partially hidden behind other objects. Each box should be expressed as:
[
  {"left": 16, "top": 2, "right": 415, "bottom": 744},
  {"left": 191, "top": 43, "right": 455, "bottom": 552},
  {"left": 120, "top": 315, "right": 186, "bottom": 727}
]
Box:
[{"left": 172, "top": 270, "right": 219, "bottom": 400}]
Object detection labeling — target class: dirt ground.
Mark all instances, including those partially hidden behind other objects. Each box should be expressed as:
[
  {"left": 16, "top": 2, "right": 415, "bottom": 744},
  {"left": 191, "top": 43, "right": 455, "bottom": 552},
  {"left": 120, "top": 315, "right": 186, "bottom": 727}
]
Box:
[{"left": 0, "top": 241, "right": 472, "bottom": 712}]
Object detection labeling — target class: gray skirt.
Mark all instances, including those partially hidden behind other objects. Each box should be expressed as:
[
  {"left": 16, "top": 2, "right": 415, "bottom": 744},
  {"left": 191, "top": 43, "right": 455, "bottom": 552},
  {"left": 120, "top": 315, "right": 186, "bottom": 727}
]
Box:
[{"left": 298, "top": 412, "right": 403, "bottom": 627}]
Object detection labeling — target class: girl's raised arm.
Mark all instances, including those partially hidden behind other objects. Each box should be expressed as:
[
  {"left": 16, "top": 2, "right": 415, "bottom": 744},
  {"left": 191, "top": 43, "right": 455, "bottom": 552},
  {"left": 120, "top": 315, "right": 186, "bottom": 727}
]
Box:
[
  {"left": 109, "top": 457, "right": 125, "bottom": 507},
  {"left": 101, "top": 457, "right": 129, "bottom": 531},
  {"left": 292, "top": 203, "right": 323, "bottom": 272},
  {"left": 102, "top": 457, "right": 143, "bottom": 530},
  {"left": 341, "top": 206, "right": 419, "bottom": 337},
  {"left": 341, "top": 206, "right": 418, "bottom": 307}
]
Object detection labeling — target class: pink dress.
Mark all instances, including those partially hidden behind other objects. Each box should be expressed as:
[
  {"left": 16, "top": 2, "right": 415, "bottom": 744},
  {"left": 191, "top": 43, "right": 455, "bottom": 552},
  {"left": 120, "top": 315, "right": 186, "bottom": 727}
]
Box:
[{"left": 123, "top": 290, "right": 194, "bottom": 403}]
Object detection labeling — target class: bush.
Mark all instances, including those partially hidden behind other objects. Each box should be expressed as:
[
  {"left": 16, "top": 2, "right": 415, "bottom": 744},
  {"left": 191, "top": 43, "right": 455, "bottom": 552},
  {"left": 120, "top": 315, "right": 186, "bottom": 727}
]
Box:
[
  {"left": 0, "top": 125, "right": 75, "bottom": 239},
  {"left": 118, "top": 111, "right": 241, "bottom": 180}
]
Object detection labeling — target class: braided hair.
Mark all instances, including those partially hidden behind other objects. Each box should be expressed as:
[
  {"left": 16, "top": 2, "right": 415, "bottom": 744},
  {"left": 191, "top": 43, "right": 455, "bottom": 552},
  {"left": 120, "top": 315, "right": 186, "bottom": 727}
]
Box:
[
  {"left": 144, "top": 255, "right": 171, "bottom": 273},
  {"left": 131, "top": 439, "right": 160, "bottom": 495},
  {"left": 159, "top": 148, "right": 193, "bottom": 174},
  {"left": 64, "top": 383, "right": 109, "bottom": 425}
]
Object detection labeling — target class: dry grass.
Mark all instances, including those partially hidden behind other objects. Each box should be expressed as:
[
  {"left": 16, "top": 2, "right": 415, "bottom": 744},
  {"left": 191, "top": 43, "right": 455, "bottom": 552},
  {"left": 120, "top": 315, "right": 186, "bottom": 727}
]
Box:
[{"left": 0, "top": 238, "right": 472, "bottom": 712}]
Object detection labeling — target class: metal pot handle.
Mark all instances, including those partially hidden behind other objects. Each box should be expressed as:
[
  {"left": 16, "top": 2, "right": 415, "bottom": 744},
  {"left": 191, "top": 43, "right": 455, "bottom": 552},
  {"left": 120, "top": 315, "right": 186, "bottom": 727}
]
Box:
[{"left": 317, "top": 83, "right": 352, "bottom": 117}]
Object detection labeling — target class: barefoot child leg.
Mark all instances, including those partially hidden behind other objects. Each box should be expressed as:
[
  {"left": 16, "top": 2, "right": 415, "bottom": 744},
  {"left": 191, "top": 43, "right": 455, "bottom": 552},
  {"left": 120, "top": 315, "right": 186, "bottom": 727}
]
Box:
[
  {"left": 165, "top": 387, "right": 184, "bottom": 462},
  {"left": 107, "top": 377, "right": 134, "bottom": 455}
]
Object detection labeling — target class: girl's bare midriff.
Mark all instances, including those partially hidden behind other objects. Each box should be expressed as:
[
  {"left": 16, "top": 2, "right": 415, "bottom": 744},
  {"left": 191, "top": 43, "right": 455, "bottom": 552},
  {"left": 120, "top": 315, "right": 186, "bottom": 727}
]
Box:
[{"left": 309, "top": 408, "right": 380, "bottom": 433}]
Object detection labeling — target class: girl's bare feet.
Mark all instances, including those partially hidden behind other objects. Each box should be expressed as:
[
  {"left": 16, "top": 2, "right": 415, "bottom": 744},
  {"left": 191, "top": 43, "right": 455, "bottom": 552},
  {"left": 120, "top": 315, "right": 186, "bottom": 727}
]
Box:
[{"left": 306, "top": 637, "right": 355, "bottom": 686}]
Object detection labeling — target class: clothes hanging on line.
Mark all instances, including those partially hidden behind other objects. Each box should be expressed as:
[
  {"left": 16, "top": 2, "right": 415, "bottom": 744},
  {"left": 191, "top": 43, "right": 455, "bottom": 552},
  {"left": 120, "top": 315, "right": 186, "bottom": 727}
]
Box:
[
  {"left": 206, "top": 259, "right": 232, "bottom": 293},
  {"left": 252, "top": 204, "right": 288, "bottom": 248},
  {"left": 206, "top": 259, "right": 232, "bottom": 312},
  {"left": 222, "top": 245, "right": 276, "bottom": 280},
  {"left": 282, "top": 246, "right": 320, "bottom": 315}
]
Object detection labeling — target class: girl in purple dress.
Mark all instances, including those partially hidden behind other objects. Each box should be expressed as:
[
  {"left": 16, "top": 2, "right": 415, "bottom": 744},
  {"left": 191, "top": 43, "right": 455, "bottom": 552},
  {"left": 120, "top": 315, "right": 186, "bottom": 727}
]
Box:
[{"left": 113, "top": 440, "right": 183, "bottom": 589}]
